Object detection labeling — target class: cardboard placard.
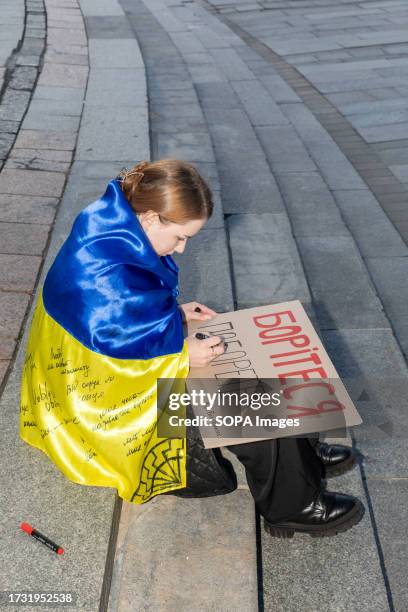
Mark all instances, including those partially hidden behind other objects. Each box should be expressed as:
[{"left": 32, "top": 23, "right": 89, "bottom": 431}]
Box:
[{"left": 187, "top": 301, "right": 362, "bottom": 448}]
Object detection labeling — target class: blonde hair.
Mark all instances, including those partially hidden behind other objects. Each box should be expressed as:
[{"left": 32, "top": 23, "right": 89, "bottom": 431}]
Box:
[{"left": 117, "top": 159, "right": 213, "bottom": 223}]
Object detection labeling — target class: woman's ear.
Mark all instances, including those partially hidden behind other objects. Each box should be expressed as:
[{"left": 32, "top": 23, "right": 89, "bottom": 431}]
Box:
[{"left": 139, "top": 210, "right": 160, "bottom": 230}]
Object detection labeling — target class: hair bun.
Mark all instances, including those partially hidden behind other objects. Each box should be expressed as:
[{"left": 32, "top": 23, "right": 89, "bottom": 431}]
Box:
[
  {"left": 118, "top": 161, "right": 149, "bottom": 186},
  {"left": 134, "top": 160, "right": 149, "bottom": 173}
]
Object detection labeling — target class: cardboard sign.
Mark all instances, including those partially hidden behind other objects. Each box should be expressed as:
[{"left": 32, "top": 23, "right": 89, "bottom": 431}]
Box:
[{"left": 187, "top": 301, "right": 362, "bottom": 448}]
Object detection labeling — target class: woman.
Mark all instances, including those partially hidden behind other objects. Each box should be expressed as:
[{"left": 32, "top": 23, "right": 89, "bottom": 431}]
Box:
[{"left": 20, "top": 159, "right": 364, "bottom": 538}]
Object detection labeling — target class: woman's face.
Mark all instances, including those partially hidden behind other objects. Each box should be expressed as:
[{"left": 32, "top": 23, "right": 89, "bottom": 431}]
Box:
[{"left": 137, "top": 211, "right": 206, "bottom": 257}]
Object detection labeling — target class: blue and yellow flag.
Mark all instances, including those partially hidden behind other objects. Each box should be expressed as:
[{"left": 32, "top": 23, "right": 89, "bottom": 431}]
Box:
[{"left": 20, "top": 178, "right": 189, "bottom": 503}]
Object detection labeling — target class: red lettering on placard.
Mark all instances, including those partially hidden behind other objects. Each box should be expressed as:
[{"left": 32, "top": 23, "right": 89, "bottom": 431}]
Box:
[
  {"left": 282, "top": 381, "right": 335, "bottom": 400},
  {"left": 286, "top": 400, "right": 345, "bottom": 418},
  {"left": 278, "top": 367, "right": 327, "bottom": 384},
  {"left": 259, "top": 325, "right": 302, "bottom": 340},
  {"left": 253, "top": 310, "right": 296, "bottom": 328}
]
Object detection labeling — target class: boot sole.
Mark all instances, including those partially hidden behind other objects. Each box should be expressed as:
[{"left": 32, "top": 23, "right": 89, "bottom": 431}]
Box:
[
  {"left": 325, "top": 453, "right": 357, "bottom": 478},
  {"left": 264, "top": 499, "right": 365, "bottom": 539}
]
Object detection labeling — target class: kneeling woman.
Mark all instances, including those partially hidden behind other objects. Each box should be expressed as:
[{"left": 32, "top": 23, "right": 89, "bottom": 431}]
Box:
[{"left": 20, "top": 159, "right": 363, "bottom": 538}]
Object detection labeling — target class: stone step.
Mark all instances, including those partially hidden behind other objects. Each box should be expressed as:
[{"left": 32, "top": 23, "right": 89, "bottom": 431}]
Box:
[
  {"left": 107, "top": 2, "right": 257, "bottom": 610},
  {"left": 0, "top": 1, "right": 151, "bottom": 610}
]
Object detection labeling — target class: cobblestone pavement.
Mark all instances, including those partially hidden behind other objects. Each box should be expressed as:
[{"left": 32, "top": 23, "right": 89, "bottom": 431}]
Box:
[{"left": 0, "top": 0, "right": 407, "bottom": 610}]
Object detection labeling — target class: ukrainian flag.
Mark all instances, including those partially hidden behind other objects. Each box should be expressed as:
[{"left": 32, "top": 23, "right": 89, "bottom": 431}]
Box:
[{"left": 20, "top": 178, "right": 189, "bottom": 503}]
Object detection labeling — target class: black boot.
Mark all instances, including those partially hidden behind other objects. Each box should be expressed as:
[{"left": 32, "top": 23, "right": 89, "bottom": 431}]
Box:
[
  {"left": 315, "top": 441, "right": 356, "bottom": 477},
  {"left": 264, "top": 489, "right": 364, "bottom": 538}
]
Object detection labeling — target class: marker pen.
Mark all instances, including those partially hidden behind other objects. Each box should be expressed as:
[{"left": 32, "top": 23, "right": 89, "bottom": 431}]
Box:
[{"left": 20, "top": 522, "right": 64, "bottom": 555}]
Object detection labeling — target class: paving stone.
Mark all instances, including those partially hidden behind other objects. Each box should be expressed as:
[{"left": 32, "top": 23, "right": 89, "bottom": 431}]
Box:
[
  {"left": 185, "top": 62, "right": 224, "bottom": 84},
  {"left": 76, "top": 105, "right": 149, "bottom": 162},
  {"left": 174, "top": 228, "right": 234, "bottom": 312},
  {"left": 0, "top": 291, "right": 30, "bottom": 338},
  {"left": 157, "top": 131, "right": 214, "bottom": 162},
  {"left": 304, "top": 142, "right": 367, "bottom": 190},
  {"left": 265, "top": 38, "right": 343, "bottom": 55},
  {"left": 297, "top": 236, "right": 388, "bottom": 330},
  {"left": 390, "top": 163, "right": 408, "bottom": 182},
  {"left": 38, "top": 62, "right": 88, "bottom": 88},
  {"left": 0, "top": 133, "right": 15, "bottom": 157},
  {"left": 201, "top": 106, "right": 283, "bottom": 212},
  {"left": 326, "top": 91, "right": 375, "bottom": 107},
  {"left": 360, "top": 439, "right": 408, "bottom": 478},
  {"left": 45, "top": 49, "right": 88, "bottom": 65},
  {"left": 84, "top": 15, "right": 134, "bottom": 39},
  {"left": 227, "top": 213, "right": 311, "bottom": 308},
  {"left": 364, "top": 480, "right": 408, "bottom": 612},
  {"left": 357, "top": 122, "right": 408, "bottom": 143},
  {"left": 0, "top": 119, "right": 19, "bottom": 133},
  {"left": 0, "top": 254, "right": 41, "bottom": 291},
  {"left": 322, "top": 326, "right": 408, "bottom": 439},
  {"left": 255, "top": 125, "right": 317, "bottom": 173},
  {"left": 365, "top": 256, "right": 408, "bottom": 358},
  {"left": 366, "top": 82, "right": 408, "bottom": 98},
  {"left": 0, "top": 336, "right": 15, "bottom": 360},
  {"left": 22, "top": 112, "right": 80, "bottom": 132},
  {"left": 334, "top": 97, "right": 408, "bottom": 117},
  {"left": 9, "top": 66, "right": 38, "bottom": 90},
  {"left": 14, "top": 129, "right": 77, "bottom": 151},
  {"left": 230, "top": 79, "right": 289, "bottom": 126},
  {"left": 195, "top": 81, "right": 241, "bottom": 109},
  {"left": 316, "top": 76, "right": 408, "bottom": 94},
  {"left": 261, "top": 469, "right": 389, "bottom": 612},
  {"left": 80, "top": 0, "right": 125, "bottom": 15},
  {"left": 150, "top": 86, "right": 197, "bottom": 105},
  {"left": 1, "top": 88, "right": 31, "bottom": 112},
  {"left": 284, "top": 104, "right": 339, "bottom": 144},
  {"left": 47, "top": 27, "right": 87, "bottom": 46},
  {"left": 208, "top": 47, "right": 256, "bottom": 80},
  {"left": 5, "top": 154, "right": 71, "bottom": 174},
  {"left": 0, "top": 222, "right": 50, "bottom": 255},
  {"left": 84, "top": 68, "right": 146, "bottom": 107},
  {"left": 0, "top": 193, "right": 58, "bottom": 224},
  {"left": 20, "top": 37, "right": 44, "bottom": 54},
  {"left": 88, "top": 39, "right": 144, "bottom": 69},
  {"left": 333, "top": 189, "right": 408, "bottom": 257},
  {"left": 108, "top": 492, "right": 257, "bottom": 612},
  {"left": 0, "top": 359, "right": 10, "bottom": 381},
  {"left": 307, "top": 68, "right": 380, "bottom": 86},
  {"left": 25, "top": 26, "right": 46, "bottom": 39},
  {"left": 204, "top": 106, "right": 268, "bottom": 160},
  {"left": 372, "top": 148, "right": 408, "bottom": 168},
  {"left": 350, "top": 108, "right": 408, "bottom": 128},
  {"left": 47, "top": 42, "right": 88, "bottom": 56},
  {"left": 26, "top": 97, "right": 83, "bottom": 116},
  {"left": 185, "top": 24, "right": 231, "bottom": 50},
  {"left": 33, "top": 84, "right": 84, "bottom": 103},
  {"left": 171, "top": 31, "right": 206, "bottom": 54},
  {"left": 0, "top": 360, "right": 117, "bottom": 610},
  {"left": 276, "top": 171, "right": 348, "bottom": 237},
  {"left": 151, "top": 114, "right": 207, "bottom": 134},
  {"left": 16, "top": 53, "right": 41, "bottom": 67},
  {"left": 0, "top": 169, "right": 65, "bottom": 198}
]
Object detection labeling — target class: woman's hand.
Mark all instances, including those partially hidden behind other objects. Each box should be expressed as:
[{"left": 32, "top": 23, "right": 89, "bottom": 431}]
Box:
[
  {"left": 186, "top": 334, "right": 226, "bottom": 368},
  {"left": 179, "top": 302, "right": 217, "bottom": 323}
]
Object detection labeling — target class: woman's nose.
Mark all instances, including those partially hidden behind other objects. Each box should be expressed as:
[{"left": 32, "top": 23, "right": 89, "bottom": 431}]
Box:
[{"left": 175, "top": 241, "right": 186, "bottom": 254}]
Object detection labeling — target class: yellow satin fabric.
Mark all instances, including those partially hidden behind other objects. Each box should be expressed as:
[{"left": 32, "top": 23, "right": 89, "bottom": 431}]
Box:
[{"left": 20, "top": 289, "right": 189, "bottom": 504}]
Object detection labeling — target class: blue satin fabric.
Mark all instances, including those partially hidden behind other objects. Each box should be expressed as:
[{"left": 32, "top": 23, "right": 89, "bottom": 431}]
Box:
[{"left": 42, "top": 178, "right": 184, "bottom": 360}]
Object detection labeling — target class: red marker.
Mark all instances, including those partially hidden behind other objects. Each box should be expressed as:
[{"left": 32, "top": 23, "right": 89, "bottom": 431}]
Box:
[{"left": 20, "top": 522, "right": 64, "bottom": 555}]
